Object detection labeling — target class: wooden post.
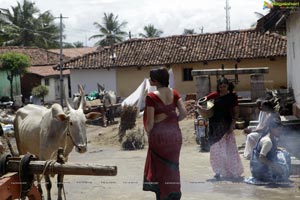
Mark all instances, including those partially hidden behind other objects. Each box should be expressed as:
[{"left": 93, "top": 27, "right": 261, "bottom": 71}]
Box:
[
  {"left": 5, "top": 160, "right": 117, "bottom": 176},
  {"left": 250, "top": 74, "right": 265, "bottom": 101},
  {"left": 195, "top": 75, "right": 211, "bottom": 100}
]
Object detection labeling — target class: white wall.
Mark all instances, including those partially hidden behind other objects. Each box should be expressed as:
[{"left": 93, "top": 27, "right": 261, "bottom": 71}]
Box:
[
  {"left": 70, "top": 69, "right": 117, "bottom": 95},
  {"left": 287, "top": 12, "right": 300, "bottom": 105},
  {"left": 42, "top": 76, "right": 69, "bottom": 103}
]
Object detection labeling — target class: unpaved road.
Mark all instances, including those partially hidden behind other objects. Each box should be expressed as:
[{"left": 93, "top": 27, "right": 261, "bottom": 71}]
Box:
[
  {"left": 2, "top": 117, "right": 300, "bottom": 200},
  {"left": 53, "top": 145, "right": 300, "bottom": 200},
  {"left": 45, "top": 119, "right": 300, "bottom": 200}
]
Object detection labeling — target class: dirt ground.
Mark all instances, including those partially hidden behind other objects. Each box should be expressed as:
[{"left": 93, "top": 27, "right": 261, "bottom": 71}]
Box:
[
  {"left": 88, "top": 115, "right": 197, "bottom": 147},
  {"left": 2, "top": 116, "right": 300, "bottom": 200},
  {"left": 53, "top": 117, "right": 300, "bottom": 199}
]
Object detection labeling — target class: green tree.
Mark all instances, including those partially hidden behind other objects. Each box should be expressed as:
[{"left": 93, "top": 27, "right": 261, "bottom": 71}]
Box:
[
  {"left": 0, "top": 52, "right": 30, "bottom": 101},
  {"left": 139, "top": 24, "right": 163, "bottom": 38},
  {"left": 63, "top": 43, "right": 75, "bottom": 48},
  {"left": 31, "top": 85, "right": 49, "bottom": 104},
  {"left": 73, "top": 41, "right": 84, "bottom": 48},
  {"left": 183, "top": 28, "right": 197, "bottom": 35},
  {"left": 89, "top": 12, "right": 128, "bottom": 47},
  {"left": 63, "top": 41, "right": 84, "bottom": 48},
  {"left": 0, "top": 0, "right": 61, "bottom": 48}
]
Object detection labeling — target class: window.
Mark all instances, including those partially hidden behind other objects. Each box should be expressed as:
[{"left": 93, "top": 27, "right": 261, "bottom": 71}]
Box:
[
  {"left": 183, "top": 68, "right": 193, "bottom": 81},
  {"left": 44, "top": 78, "right": 49, "bottom": 86}
]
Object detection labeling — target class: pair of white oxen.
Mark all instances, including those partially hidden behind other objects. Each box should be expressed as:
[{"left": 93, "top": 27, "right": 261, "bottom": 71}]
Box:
[{"left": 14, "top": 90, "right": 100, "bottom": 200}]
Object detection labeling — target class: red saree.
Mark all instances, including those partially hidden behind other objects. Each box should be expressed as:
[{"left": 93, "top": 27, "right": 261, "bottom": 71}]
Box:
[{"left": 143, "top": 90, "right": 182, "bottom": 200}]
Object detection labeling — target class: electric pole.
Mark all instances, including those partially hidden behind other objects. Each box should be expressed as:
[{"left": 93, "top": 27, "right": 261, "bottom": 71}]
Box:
[{"left": 58, "top": 14, "right": 68, "bottom": 106}]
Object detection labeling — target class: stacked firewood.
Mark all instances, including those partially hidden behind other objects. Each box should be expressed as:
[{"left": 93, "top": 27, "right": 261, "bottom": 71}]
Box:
[{"left": 184, "top": 100, "right": 197, "bottom": 119}]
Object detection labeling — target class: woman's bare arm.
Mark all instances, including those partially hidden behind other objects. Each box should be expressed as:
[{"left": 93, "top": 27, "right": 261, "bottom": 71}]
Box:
[{"left": 177, "top": 98, "right": 187, "bottom": 121}]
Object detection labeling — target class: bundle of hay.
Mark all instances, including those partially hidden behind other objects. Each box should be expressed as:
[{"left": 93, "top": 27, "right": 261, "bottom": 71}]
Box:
[
  {"left": 119, "top": 105, "right": 137, "bottom": 141},
  {"left": 121, "top": 127, "right": 145, "bottom": 150},
  {"left": 119, "top": 105, "right": 145, "bottom": 150}
]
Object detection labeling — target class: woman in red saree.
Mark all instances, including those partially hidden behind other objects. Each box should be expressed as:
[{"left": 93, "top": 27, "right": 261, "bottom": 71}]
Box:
[{"left": 143, "top": 67, "right": 187, "bottom": 200}]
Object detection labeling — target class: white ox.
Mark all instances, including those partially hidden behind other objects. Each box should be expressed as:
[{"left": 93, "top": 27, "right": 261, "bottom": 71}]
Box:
[
  {"left": 97, "top": 83, "right": 117, "bottom": 106},
  {"left": 14, "top": 95, "right": 99, "bottom": 200}
]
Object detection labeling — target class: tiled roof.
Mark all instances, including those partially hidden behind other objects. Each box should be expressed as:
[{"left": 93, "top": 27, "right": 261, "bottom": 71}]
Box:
[
  {"left": 56, "top": 30, "right": 287, "bottom": 70},
  {"left": 28, "top": 66, "right": 70, "bottom": 77},
  {"left": 0, "top": 46, "right": 69, "bottom": 66},
  {"left": 0, "top": 46, "right": 75, "bottom": 77},
  {"left": 48, "top": 47, "right": 98, "bottom": 58}
]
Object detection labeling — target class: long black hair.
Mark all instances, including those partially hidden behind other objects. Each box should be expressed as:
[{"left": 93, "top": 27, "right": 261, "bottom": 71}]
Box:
[
  {"left": 260, "top": 100, "right": 274, "bottom": 112},
  {"left": 149, "top": 67, "right": 169, "bottom": 87},
  {"left": 216, "top": 76, "right": 234, "bottom": 93}
]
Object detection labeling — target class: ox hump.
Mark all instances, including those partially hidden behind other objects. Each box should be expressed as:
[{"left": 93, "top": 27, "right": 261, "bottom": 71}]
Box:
[{"left": 16, "top": 104, "right": 47, "bottom": 118}]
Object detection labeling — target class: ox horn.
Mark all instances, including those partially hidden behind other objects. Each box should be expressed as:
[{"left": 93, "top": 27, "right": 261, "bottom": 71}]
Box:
[
  {"left": 78, "top": 84, "right": 86, "bottom": 111},
  {"left": 64, "top": 85, "right": 72, "bottom": 110}
]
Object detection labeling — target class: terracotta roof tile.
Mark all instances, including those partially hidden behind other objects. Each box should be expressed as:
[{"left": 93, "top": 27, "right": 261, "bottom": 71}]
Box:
[
  {"left": 28, "top": 66, "right": 70, "bottom": 77},
  {"left": 57, "top": 30, "right": 286, "bottom": 70},
  {"left": 0, "top": 46, "right": 69, "bottom": 66},
  {"left": 0, "top": 47, "right": 80, "bottom": 77},
  {"left": 48, "top": 47, "right": 98, "bottom": 58}
]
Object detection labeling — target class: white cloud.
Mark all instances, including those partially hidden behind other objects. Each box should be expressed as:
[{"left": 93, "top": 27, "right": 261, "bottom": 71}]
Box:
[{"left": 1, "top": 0, "right": 268, "bottom": 47}]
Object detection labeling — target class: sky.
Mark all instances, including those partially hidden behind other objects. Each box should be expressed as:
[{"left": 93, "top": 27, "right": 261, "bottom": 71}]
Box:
[{"left": 1, "top": 0, "right": 269, "bottom": 47}]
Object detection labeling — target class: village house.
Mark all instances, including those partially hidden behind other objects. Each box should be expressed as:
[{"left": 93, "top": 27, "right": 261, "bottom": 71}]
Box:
[
  {"left": 0, "top": 47, "right": 97, "bottom": 104},
  {"left": 256, "top": 0, "right": 300, "bottom": 117},
  {"left": 48, "top": 47, "right": 97, "bottom": 59},
  {"left": 55, "top": 29, "right": 287, "bottom": 101},
  {"left": 0, "top": 46, "right": 70, "bottom": 103}
]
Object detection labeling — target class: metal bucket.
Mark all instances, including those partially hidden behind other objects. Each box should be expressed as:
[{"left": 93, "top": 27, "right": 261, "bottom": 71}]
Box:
[{"left": 197, "top": 97, "right": 214, "bottom": 118}]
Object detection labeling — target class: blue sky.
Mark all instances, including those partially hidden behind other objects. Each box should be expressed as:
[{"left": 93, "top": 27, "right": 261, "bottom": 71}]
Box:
[{"left": 1, "top": 0, "right": 269, "bottom": 47}]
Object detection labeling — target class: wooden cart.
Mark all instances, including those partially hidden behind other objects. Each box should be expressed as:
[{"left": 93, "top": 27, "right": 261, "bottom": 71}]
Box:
[{"left": 0, "top": 152, "right": 117, "bottom": 200}]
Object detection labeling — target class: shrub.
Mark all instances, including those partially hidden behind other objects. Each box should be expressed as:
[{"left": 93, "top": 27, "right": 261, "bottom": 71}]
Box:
[{"left": 31, "top": 85, "right": 49, "bottom": 103}]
